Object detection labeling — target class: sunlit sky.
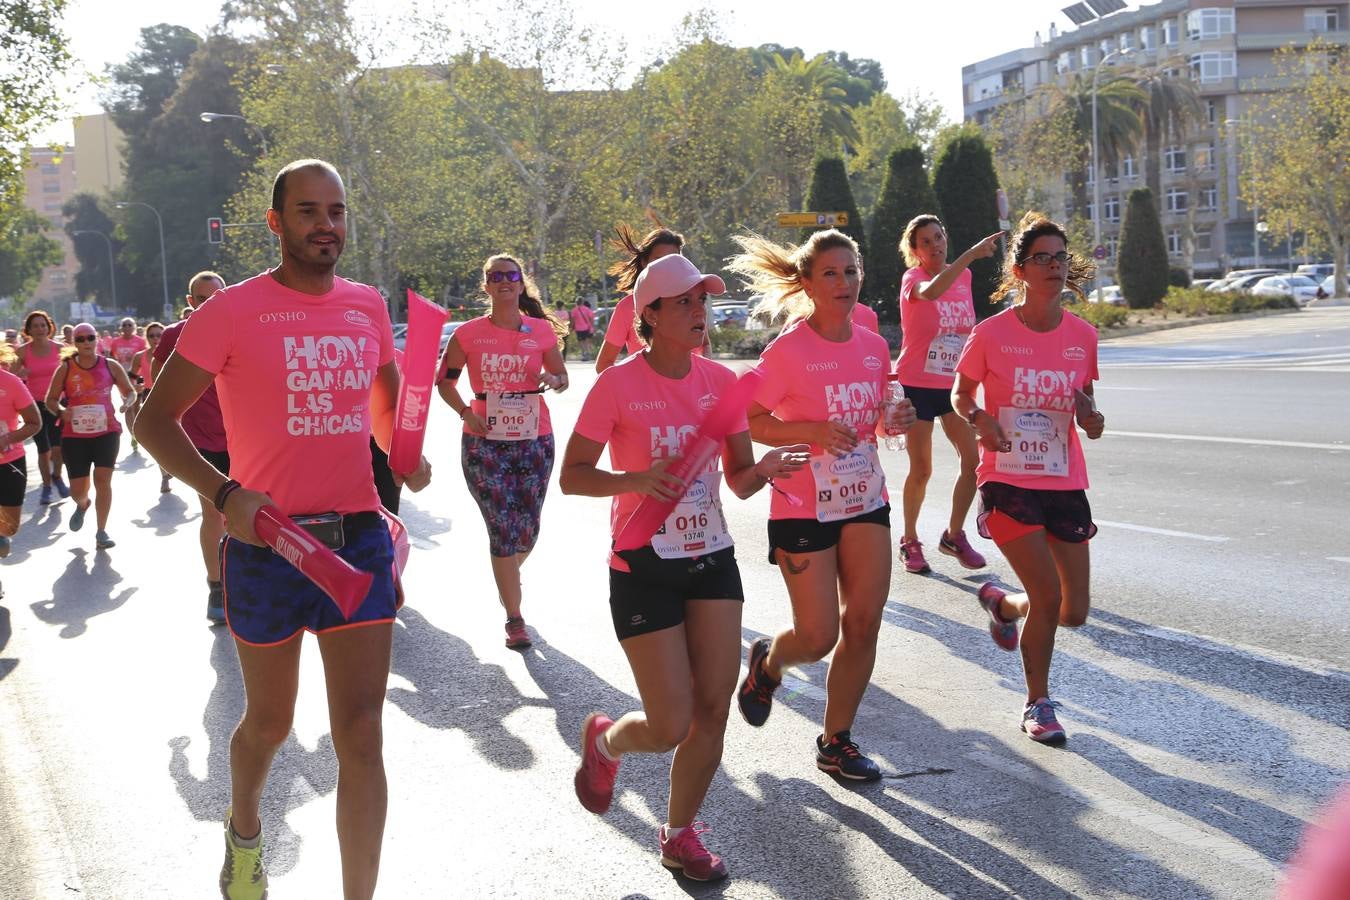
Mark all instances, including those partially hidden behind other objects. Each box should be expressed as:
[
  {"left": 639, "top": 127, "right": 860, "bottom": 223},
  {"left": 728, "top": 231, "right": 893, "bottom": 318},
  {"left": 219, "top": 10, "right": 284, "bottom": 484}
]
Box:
[{"left": 38, "top": 0, "right": 1145, "bottom": 144}]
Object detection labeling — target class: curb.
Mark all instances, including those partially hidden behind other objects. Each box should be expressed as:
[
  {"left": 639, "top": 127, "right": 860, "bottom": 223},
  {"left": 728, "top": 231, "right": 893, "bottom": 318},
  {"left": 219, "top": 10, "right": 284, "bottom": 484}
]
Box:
[{"left": 1098, "top": 306, "right": 1303, "bottom": 341}]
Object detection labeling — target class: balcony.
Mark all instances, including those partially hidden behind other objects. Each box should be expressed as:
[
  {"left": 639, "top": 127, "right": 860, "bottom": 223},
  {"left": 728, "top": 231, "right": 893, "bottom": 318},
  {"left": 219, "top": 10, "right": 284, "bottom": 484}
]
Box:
[{"left": 1236, "top": 30, "right": 1350, "bottom": 52}]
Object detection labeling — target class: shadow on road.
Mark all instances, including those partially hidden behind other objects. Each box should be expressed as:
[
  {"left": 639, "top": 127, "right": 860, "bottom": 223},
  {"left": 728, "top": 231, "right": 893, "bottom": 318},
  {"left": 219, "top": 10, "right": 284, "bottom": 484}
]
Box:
[
  {"left": 131, "top": 491, "right": 193, "bottom": 536},
  {"left": 392, "top": 499, "right": 451, "bottom": 551},
  {"left": 119, "top": 450, "right": 152, "bottom": 474},
  {"left": 167, "top": 627, "right": 337, "bottom": 879},
  {"left": 387, "top": 606, "right": 546, "bottom": 770},
  {"left": 29, "top": 548, "right": 136, "bottom": 638},
  {"left": 7, "top": 501, "right": 65, "bottom": 563},
  {"left": 0, "top": 604, "right": 15, "bottom": 681}
]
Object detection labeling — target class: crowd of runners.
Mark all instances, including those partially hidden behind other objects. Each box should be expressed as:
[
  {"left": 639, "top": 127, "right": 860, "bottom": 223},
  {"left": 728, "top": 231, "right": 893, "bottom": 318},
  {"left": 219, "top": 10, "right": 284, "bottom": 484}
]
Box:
[{"left": 2, "top": 158, "right": 1110, "bottom": 898}]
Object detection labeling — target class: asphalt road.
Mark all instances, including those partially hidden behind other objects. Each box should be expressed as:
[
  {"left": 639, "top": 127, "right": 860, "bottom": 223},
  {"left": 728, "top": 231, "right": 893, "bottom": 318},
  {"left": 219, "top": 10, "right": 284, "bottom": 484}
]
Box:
[{"left": 1, "top": 308, "right": 1346, "bottom": 899}]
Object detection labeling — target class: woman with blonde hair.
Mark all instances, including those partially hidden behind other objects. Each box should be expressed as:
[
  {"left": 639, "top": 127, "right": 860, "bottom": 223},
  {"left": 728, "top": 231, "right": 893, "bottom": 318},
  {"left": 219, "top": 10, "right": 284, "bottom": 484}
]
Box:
[
  {"left": 437, "top": 254, "right": 569, "bottom": 648},
  {"left": 893, "top": 215, "right": 1003, "bottom": 575},
  {"left": 729, "top": 228, "right": 915, "bottom": 781},
  {"left": 596, "top": 224, "right": 691, "bottom": 373},
  {"left": 952, "top": 213, "right": 1106, "bottom": 744}
]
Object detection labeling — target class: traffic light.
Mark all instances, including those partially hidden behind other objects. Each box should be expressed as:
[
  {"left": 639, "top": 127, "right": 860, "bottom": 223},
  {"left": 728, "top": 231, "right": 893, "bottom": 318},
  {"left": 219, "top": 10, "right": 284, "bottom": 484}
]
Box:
[{"left": 207, "top": 217, "right": 224, "bottom": 244}]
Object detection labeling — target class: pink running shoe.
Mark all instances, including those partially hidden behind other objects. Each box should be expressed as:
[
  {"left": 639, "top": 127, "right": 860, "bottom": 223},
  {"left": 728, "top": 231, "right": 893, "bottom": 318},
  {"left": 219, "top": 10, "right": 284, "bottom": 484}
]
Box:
[
  {"left": 939, "top": 529, "right": 987, "bottom": 569},
  {"left": 898, "top": 538, "right": 930, "bottom": 574},
  {"left": 574, "top": 713, "right": 620, "bottom": 814},
  {"left": 660, "top": 822, "right": 727, "bottom": 882},
  {"left": 977, "top": 583, "right": 1019, "bottom": 651},
  {"left": 504, "top": 616, "right": 531, "bottom": 649},
  {"left": 1022, "top": 698, "right": 1067, "bottom": 744}
]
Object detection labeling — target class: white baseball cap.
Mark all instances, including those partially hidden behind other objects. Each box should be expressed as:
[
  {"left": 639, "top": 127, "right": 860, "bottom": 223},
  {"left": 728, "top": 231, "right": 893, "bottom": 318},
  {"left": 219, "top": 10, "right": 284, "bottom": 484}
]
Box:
[{"left": 633, "top": 254, "right": 726, "bottom": 313}]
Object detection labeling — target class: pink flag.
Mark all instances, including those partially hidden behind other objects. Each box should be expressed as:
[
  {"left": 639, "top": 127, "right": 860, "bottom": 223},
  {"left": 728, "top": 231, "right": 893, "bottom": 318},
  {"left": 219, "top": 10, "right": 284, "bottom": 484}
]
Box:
[
  {"left": 613, "top": 369, "right": 762, "bottom": 552},
  {"left": 253, "top": 507, "right": 375, "bottom": 621},
  {"left": 388, "top": 289, "right": 449, "bottom": 476}
]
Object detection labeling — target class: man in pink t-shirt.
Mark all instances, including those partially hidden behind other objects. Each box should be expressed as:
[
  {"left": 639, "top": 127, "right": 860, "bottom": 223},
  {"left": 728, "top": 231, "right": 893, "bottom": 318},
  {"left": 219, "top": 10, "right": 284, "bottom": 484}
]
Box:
[
  {"left": 135, "top": 159, "right": 430, "bottom": 898},
  {"left": 153, "top": 270, "right": 231, "bottom": 622},
  {"left": 109, "top": 317, "right": 147, "bottom": 370}
]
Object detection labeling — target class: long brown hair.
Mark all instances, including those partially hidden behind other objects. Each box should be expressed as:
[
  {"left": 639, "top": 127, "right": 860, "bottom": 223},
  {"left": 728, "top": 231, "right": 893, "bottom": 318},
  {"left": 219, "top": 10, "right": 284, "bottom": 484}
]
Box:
[
  {"left": 994, "top": 212, "right": 1095, "bottom": 303},
  {"left": 481, "top": 254, "right": 568, "bottom": 346},
  {"left": 725, "top": 229, "right": 860, "bottom": 327},
  {"left": 608, "top": 224, "right": 685, "bottom": 293},
  {"left": 899, "top": 214, "right": 944, "bottom": 269}
]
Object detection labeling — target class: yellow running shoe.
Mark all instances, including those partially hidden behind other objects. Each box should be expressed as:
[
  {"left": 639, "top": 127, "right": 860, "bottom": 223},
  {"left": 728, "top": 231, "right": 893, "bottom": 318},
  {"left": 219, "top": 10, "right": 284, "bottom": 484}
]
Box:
[{"left": 219, "top": 808, "right": 268, "bottom": 899}]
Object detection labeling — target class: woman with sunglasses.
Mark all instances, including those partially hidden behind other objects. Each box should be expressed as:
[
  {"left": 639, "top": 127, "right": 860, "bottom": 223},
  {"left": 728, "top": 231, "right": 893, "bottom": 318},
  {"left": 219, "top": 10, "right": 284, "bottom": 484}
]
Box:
[
  {"left": 563, "top": 253, "right": 808, "bottom": 881},
  {"left": 15, "top": 310, "right": 70, "bottom": 505},
  {"left": 952, "top": 212, "right": 1106, "bottom": 745},
  {"left": 44, "top": 323, "right": 136, "bottom": 550},
  {"left": 893, "top": 216, "right": 1003, "bottom": 575},
  {"left": 728, "top": 229, "right": 915, "bottom": 782},
  {"left": 437, "top": 254, "right": 569, "bottom": 648},
  {"left": 129, "top": 322, "right": 172, "bottom": 492},
  {"left": 596, "top": 224, "right": 689, "bottom": 374}
]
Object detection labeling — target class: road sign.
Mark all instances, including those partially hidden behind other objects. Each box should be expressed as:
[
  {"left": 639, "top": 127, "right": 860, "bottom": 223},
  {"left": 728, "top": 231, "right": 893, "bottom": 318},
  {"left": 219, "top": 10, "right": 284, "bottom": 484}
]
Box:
[
  {"left": 996, "top": 188, "right": 1010, "bottom": 220},
  {"left": 777, "top": 211, "right": 849, "bottom": 228},
  {"left": 1093, "top": 244, "right": 1107, "bottom": 260}
]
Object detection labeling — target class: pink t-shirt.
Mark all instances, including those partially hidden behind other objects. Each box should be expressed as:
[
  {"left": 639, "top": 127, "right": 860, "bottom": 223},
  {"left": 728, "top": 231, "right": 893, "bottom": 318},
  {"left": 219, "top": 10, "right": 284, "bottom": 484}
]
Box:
[
  {"left": 58, "top": 356, "right": 121, "bottom": 439},
  {"left": 451, "top": 315, "right": 554, "bottom": 437},
  {"left": 0, "top": 369, "right": 35, "bottom": 464},
  {"left": 17, "top": 341, "right": 62, "bottom": 400},
  {"left": 896, "top": 266, "right": 977, "bottom": 389},
  {"left": 852, "top": 302, "right": 879, "bottom": 333},
  {"left": 955, "top": 308, "right": 1099, "bottom": 491},
  {"left": 155, "top": 319, "right": 227, "bottom": 453},
  {"left": 602, "top": 294, "right": 641, "bottom": 353},
  {"left": 175, "top": 271, "right": 395, "bottom": 515},
  {"left": 569, "top": 304, "right": 594, "bottom": 334},
  {"left": 753, "top": 320, "right": 891, "bottom": 520},
  {"left": 109, "top": 335, "right": 147, "bottom": 370},
  {"left": 573, "top": 353, "right": 747, "bottom": 571}
]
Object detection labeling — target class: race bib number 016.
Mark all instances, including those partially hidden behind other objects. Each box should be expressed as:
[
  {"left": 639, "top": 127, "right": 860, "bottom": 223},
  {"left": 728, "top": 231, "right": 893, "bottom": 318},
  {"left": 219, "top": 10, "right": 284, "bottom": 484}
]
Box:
[
  {"left": 651, "top": 472, "right": 733, "bottom": 559},
  {"left": 811, "top": 443, "right": 886, "bottom": 523},
  {"left": 485, "top": 391, "right": 541, "bottom": 441},
  {"left": 923, "top": 332, "right": 965, "bottom": 377},
  {"left": 995, "top": 407, "right": 1070, "bottom": 477},
  {"left": 69, "top": 404, "right": 108, "bottom": 435}
]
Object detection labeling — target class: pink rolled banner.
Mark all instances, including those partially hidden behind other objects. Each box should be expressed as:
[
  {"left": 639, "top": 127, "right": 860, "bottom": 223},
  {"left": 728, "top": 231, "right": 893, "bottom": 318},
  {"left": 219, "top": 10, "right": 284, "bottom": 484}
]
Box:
[
  {"left": 253, "top": 507, "right": 374, "bottom": 621},
  {"left": 613, "top": 368, "right": 763, "bottom": 552},
  {"left": 388, "top": 289, "right": 449, "bottom": 476}
]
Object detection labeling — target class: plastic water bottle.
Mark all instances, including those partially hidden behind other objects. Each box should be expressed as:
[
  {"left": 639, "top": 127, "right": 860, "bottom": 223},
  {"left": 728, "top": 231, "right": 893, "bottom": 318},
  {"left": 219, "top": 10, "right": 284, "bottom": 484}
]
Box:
[{"left": 884, "top": 375, "right": 907, "bottom": 451}]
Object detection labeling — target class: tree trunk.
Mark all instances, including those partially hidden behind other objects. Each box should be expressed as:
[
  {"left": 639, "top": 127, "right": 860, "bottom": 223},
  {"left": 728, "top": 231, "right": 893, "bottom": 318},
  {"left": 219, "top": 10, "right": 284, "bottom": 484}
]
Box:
[{"left": 1145, "top": 127, "right": 1162, "bottom": 212}]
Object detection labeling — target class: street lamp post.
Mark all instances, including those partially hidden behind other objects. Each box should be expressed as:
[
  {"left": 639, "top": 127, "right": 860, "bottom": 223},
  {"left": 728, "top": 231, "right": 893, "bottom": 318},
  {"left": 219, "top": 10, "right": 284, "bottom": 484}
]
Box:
[
  {"left": 1224, "top": 118, "right": 1260, "bottom": 268},
  {"left": 72, "top": 230, "right": 117, "bottom": 313},
  {"left": 1092, "top": 46, "right": 1133, "bottom": 302},
  {"left": 199, "top": 112, "right": 268, "bottom": 156},
  {"left": 115, "top": 201, "right": 171, "bottom": 321}
]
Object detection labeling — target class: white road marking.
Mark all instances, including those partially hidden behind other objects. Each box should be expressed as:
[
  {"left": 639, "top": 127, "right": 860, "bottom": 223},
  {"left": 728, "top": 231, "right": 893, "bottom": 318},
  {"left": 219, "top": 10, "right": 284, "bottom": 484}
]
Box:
[
  {"left": 1095, "top": 520, "right": 1231, "bottom": 543},
  {"left": 1134, "top": 625, "right": 1350, "bottom": 682},
  {"left": 964, "top": 750, "right": 1280, "bottom": 875},
  {"left": 1110, "top": 430, "right": 1347, "bottom": 452}
]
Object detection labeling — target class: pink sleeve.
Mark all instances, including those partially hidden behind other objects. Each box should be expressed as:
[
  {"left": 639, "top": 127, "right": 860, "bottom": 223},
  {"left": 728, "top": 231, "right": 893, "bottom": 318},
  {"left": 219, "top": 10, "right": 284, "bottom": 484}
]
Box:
[
  {"left": 375, "top": 292, "right": 394, "bottom": 367},
  {"left": 603, "top": 297, "right": 633, "bottom": 347},
  {"left": 573, "top": 370, "right": 619, "bottom": 446},
  {"left": 751, "top": 342, "right": 788, "bottom": 412},
  {"left": 1088, "top": 331, "right": 1100, "bottom": 384},
  {"left": 954, "top": 326, "right": 986, "bottom": 383},
  {"left": 175, "top": 292, "right": 233, "bottom": 375},
  {"left": 11, "top": 377, "right": 33, "bottom": 408}
]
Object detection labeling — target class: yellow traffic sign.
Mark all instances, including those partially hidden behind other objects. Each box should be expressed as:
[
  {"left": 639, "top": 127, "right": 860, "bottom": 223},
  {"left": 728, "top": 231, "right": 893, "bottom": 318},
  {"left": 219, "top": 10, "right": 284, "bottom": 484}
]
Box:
[{"left": 777, "top": 211, "right": 850, "bottom": 228}]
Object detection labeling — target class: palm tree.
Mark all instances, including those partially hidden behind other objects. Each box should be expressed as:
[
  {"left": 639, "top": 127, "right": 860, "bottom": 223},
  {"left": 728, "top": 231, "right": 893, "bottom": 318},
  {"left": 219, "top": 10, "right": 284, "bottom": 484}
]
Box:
[
  {"left": 1044, "top": 73, "right": 1145, "bottom": 219},
  {"left": 771, "top": 51, "right": 860, "bottom": 147},
  {"left": 1132, "top": 65, "right": 1205, "bottom": 204}
]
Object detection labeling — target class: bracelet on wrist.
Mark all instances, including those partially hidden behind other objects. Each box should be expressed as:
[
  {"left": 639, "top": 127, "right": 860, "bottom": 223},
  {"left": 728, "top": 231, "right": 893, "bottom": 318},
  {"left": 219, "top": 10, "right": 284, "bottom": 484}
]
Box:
[{"left": 214, "top": 479, "right": 242, "bottom": 513}]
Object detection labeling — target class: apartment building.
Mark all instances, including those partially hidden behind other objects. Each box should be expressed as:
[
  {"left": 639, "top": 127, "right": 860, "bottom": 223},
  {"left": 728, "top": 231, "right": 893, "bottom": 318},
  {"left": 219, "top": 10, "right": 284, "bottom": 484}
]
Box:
[
  {"left": 962, "top": 0, "right": 1349, "bottom": 277},
  {"left": 22, "top": 145, "right": 79, "bottom": 310}
]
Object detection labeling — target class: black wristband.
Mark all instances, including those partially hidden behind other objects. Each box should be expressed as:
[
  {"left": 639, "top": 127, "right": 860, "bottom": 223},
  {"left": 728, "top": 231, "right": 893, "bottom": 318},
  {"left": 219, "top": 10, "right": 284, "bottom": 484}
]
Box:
[{"left": 214, "top": 479, "right": 242, "bottom": 513}]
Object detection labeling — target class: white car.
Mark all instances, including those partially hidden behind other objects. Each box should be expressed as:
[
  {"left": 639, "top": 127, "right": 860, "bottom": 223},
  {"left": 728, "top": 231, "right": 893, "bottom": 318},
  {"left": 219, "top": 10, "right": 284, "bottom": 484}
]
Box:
[
  {"left": 1251, "top": 275, "right": 1320, "bottom": 305},
  {"left": 1086, "top": 284, "right": 1124, "bottom": 306}
]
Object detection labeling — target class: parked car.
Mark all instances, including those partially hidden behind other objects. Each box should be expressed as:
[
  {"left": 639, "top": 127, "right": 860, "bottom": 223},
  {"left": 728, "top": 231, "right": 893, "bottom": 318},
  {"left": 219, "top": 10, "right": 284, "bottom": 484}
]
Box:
[
  {"left": 711, "top": 301, "right": 750, "bottom": 330},
  {"left": 1192, "top": 279, "right": 1217, "bottom": 291},
  {"left": 392, "top": 322, "right": 408, "bottom": 351},
  {"left": 438, "top": 320, "right": 465, "bottom": 354},
  {"left": 1295, "top": 263, "right": 1334, "bottom": 283},
  {"left": 1218, "top": 271, "right": 1283, "bottom": 293},
  {"left": 1251, "top": 275, "right": 1320, "bottom": 305},
  {"left": 1085, "top": 284, "right": 1125, "bottom": 306},
  {"left": 1317, "top": 275, "right": 1342, "bottom": 299}
]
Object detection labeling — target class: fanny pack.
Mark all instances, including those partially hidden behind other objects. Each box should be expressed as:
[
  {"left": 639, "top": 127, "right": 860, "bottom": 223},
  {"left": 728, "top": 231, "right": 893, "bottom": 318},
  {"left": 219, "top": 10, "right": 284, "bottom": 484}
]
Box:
[{"left": 292, "top": 511, "right": 382, "bottom": 550}]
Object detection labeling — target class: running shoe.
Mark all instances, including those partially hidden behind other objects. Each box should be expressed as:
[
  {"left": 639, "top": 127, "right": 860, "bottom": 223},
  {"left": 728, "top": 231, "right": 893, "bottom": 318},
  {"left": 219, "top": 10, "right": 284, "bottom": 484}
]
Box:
[
  {"left": 40, "top": 484, "right": 54, "bottom": 505},
  {"left": 69, "top": 501, "right": 89, "bottom": 532},
  {"left": 219, "top": 809, "right": 268, "bottom": 900},
  {"left": 574, "top": 712, "right": 619, "bottom": 814},
  {"left": 977, "top": 583, "right": 1019, "bottom": 651},
  {"left": 736, "top": 637, "right": 779, "bottom": 727},
  {"left": 0, "top": 536, "right": 9, "bottom": 559},
  {"left": 815, "top": 730, "right": 882, "bottom": 781},
  {"left": 95, "top": 530, "right": 115, "bottom": 550},
  {"left": 160, "top": 474, "right": 172, "bottom": 494},
  {"left": 207, "top": 581, "right": 226, "bottom": 626},
  {"left": 939, "top": 529, "right": 987, "bottom": 569},
  {"left": 54, "top": 477, "right": 69, "bottom": 499},
  {"left": 898, "top": 538, "right": 931, "bottom": 574},
  {"left": 659, "top": 822, "right": 728, "bottom": 882},
  {"left": 1021, "top": 698, "right": 1067, "bottom": 744},
  {"left": 504, "top": 616, "right": 531, "bottom": 649}
]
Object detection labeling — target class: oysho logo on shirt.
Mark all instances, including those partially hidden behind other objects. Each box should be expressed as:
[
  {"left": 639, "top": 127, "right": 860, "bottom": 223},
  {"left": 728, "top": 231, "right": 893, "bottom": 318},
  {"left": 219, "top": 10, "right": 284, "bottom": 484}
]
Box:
[
  {"left": 1000, "top": 345, "right": 1033, "bottom": 356},
  {"left": 259, "top": 311, "right": 307, "bottom": 324},
  {"left": 1063, "top": 346, "right": 1086, "bottom": 361},
  {"left": 629, "top": 400, "right": 667, "bottom": 411},
  {"left": 344, "top": 310, "right": 371, "bottom": 327},
  {"left": 805, "top": 361, "right": 839, "bottom": 372}
]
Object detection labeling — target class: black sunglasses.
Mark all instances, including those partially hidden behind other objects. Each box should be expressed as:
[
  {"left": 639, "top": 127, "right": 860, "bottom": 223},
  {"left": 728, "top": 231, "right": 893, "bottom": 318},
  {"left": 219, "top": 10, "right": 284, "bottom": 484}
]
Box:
[
  {"left": 74, "top": 335, "right": 97, "bottom": 343},
  {"left": 486, "top": 270, "right": 523, "bottom": 284}
]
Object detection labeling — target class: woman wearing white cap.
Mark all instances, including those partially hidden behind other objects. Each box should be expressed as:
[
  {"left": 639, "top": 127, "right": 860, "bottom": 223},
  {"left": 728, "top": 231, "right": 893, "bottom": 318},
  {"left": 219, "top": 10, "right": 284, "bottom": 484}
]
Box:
[
  {"left": 563, "top": 253, "right": 808, "bottom": 881},
  {"left": 728, "top": 229, "right": 915, "bottom": 782}
]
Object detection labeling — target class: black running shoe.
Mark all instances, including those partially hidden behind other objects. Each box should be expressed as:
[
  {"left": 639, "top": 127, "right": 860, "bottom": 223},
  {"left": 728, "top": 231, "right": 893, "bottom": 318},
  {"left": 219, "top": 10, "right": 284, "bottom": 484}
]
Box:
[
  {"left": 815, "top": 730, "right": 881, "bottom": 781},
  {"left": 736, "top": 637, "right": 780, "bottom": 727}
]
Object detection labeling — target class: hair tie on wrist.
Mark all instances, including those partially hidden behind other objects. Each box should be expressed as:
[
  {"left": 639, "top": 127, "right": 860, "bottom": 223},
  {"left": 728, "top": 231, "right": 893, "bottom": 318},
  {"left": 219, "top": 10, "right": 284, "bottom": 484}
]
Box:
[{"left": 214, "top": 479, "right": 242, "bottom": 513}]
